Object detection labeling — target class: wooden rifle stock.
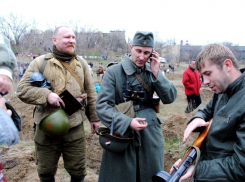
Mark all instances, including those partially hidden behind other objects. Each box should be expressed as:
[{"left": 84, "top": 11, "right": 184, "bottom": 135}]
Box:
[
  {"left": 152, "top": 119, "right": 213, "bottom": 182},
  {"left": 178, "top": 119, "right": 213, "bottom": 168}
]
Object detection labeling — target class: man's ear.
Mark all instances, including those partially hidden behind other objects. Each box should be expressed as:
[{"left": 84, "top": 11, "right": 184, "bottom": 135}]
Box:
[
  {"left": 52, "top": 37, "right": 56, "bottom": 45},
  {"left": 129, "top": 44, "right": 133, "bottom": 50},
  {"left": 223, "top": 59, "right": 232, "bottom": 72}
]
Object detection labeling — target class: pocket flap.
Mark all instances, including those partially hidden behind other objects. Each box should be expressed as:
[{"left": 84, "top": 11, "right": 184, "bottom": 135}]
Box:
[{"left": 114, "top": 101, "right": 134, "bottom": 117}]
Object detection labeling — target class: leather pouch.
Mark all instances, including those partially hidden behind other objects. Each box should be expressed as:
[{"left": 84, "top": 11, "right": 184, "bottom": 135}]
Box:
[
  {"left": 152, "top": 95, "right": 160, "bottom": 113},
  {"left": 114, "top": 100, "right": 135, "bottom": 118}
]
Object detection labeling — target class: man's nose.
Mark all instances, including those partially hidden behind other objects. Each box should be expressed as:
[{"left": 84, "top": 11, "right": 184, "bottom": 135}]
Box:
[
  {"left": 69, "top": 38, "right": 76, "bottom": 43},
  {"left": 203, "top": 76, "right": 209, "bottom": 85},
  {"left": 139, "top": 53, "right": 144, "bottom": 60}
]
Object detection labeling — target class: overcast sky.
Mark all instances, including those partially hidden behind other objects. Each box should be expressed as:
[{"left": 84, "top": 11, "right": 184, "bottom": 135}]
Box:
[{"left": 1, "top": 0, "right": 245, "bottom": 45}]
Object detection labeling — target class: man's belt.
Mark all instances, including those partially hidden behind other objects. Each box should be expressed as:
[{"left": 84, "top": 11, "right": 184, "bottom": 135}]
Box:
[{"left": 133, "top": 104, "right": 148, "bottom": 112}]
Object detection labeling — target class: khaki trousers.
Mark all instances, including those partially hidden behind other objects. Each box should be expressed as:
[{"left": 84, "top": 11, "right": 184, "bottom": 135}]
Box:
[{"left": 34, "top": 123, "right": 87, "bottom": 181}]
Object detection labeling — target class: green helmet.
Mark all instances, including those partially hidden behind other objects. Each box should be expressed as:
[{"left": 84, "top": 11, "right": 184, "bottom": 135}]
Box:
[
  {"left": 40, "top": 108, "right": 70, "bottom": 137},
  {"left": 96, "top": 127, "right": 134, "bottom": 153}
]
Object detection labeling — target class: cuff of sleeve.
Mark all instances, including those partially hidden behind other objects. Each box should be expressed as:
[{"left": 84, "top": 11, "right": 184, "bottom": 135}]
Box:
[
  {"left": 151, "top": 70, "right": 159, "bottom": 81},
  {"left": 43, "top": 90, "right": 52, "bottom": 106},
  {"left": 151, "top": 69, "right": 168, "bottom": 84},
  {"left": 89, "top": 116, "right": 100, "bottom": 122}
]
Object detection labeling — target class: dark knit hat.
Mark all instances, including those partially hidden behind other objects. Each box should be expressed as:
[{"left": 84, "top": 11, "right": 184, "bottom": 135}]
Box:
[{"left": 132, "top": 31, "right": 154, "bottom": 47}]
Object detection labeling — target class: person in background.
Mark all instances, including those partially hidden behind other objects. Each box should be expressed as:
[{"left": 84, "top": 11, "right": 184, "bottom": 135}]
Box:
[
  {"left": 182, "top": 59, "right": 202, "bottom": 113},
  {"left": 94, "top": 83, "right": 100, "bottom": 93},
  {"left": 173, "top": 44, "right": 245, "bottom": 182},
  {"left": 169, "top": 64, "right": 174, "bottom": 73},
  {"left": 17, "top": 26, "right": 100, "bottom": 182},
  {"left": 96, "top": 31, "right": 177, "bottom": 182},
  {"left": 101, "top": 62, "right": 118, "bottom": 80},
  {"left": 0, "top": 33, "right": 17, "bottom": 95},
  {"left": 0, "top": 33, "right": 19, "bottom": 182},
  {"left": 88, "top": 64, "right": 93, "bottom": 77}
]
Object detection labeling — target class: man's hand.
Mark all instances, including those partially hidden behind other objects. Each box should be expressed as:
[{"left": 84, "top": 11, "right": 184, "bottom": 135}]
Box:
[
  {"left": 170, "top": 158, "right": 195, "bottom": 182},
  {"left": 130, "top": 118, "right": 147, "bottom": 131},
  {"left": 76, "top": 97, "right": 86, "bottom": 106},
  {"left": 150, "top": 50, "right": 160, "bottom": 78},
  {"left": 0, "top": 75, "right": 12, "bottom": 94},
  {"left": 183, "top": 118, "right": 210, "bottom": 142},
  {"left": 47, "top": 92, "right": 65, "bottom": 107},
  {"left": 0, "top": 96, "right": 12, "bottom": 116},
  {"left": 90, "top": 121, "right": 100, "bottom": 134}
]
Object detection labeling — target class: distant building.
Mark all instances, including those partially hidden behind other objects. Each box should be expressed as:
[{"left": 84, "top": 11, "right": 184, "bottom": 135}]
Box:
[{"left": 161, "top": 42, "right": 245, "bottom": 63}]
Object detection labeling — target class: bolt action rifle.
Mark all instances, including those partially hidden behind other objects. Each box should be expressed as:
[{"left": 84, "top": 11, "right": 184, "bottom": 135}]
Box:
[{"left": 152, "top": 119, "right": 213, "bottom": 182}]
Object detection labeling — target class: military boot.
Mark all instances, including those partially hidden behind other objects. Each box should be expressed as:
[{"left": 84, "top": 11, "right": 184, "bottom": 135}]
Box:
[
  {"left": 70, "top": 176, "right": 85, "bottom": 182},
  {"left": 40, "top": 177, "right": 55, "bottom": 182}
]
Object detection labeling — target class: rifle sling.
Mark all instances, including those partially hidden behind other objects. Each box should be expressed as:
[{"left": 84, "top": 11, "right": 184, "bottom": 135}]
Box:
[{"left": 189, "top": 146, "right": 201, "bottom": 182}]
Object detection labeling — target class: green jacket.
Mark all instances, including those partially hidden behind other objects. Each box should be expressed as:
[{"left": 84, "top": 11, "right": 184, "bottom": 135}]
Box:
[
  {"left": 190, "top": 72, "right": 245, "bottom": 182},
  {"left": 96, "top": 54, "right": 177, "bottom": 182}
]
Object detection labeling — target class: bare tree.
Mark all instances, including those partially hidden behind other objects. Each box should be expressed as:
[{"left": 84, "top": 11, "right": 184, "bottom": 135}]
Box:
[
  {"left": 0, "top": 13, "right": 37, "bottom": 45},
  {"left": 99, "top": 30, "right": 126, "bottom": 60},
  {"left": 179, "top": 45, "right": 201, "bottom": 64},
  {"left": 222, "top": 41, "right": 242, "bottom": 61},
  {"left": 188, "top": 46, "right": 202, "bottom": 60},
  {"left": 154, "top": 32, "right": 167, "bottom": 54},
  {"left": 41, "top": 29, "right": 54, "bottom": 53}
]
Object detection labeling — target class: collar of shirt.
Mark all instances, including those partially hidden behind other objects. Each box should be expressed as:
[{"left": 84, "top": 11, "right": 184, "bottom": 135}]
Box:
[{"left": 121, "top": 53, "right": 152, "bottom": 75}]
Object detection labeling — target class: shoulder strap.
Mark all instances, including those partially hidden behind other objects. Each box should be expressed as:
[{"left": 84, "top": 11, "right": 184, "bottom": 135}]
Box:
[
  {"left": 134, "top": 73, "right": 152, "bottom": 95},
  {"left": 40, "top": 54, "right": 86, "bottom": 93},
  {"left": 41, "top": 54, "right": 85, "bottom": 74},
  {"left": 40, "top": 53, "right": 53, "bottom": 74},
  {"left": 40, "top": 54, "right": 85, "bottom": 74},
  {"left": 121, "top": 65, "right": 127, "bottom": 95},
  {"left": 76, "top": 56, "right": 87, "bottom": 92},
  {"left": 76, "top": 56, "right": 85, "bottom": 73},
  {"left": 59, "top": 61, "right": 85, "bottom": 94}
]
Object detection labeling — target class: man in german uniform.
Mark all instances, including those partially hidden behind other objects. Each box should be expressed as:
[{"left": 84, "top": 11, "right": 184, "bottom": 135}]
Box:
[{"left": 96, "top": 31, "right": 177, "bottom": 182}]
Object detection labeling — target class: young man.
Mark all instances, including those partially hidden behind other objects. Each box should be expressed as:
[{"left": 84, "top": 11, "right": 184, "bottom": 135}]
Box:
[
  {"left": 17, "top": 26, "right": 100, "bottom": 182},
  {"left": 175, "top": 44, "right": 245, "bottom": 182},
  {"left": 182, "top": 59, "right": 202, "bottom": 113},
  {"left": 96, "top": 31, "right": 177, "bottom": 182}
]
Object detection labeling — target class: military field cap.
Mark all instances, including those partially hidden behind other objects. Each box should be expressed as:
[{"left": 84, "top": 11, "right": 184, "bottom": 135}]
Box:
[{"left": 132, "top": 31, "right": 154, "bottom": 47}]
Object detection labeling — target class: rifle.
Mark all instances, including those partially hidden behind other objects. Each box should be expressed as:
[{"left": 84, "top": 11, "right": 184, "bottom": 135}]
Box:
[{"left": 152, "top": 119, "right": 213, "bottom": 182}]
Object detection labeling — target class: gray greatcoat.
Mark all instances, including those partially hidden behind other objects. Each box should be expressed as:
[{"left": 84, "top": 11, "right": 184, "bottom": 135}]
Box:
[{"left": 96, "top": 54, "right": 177, "bottom": 182}]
